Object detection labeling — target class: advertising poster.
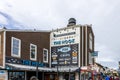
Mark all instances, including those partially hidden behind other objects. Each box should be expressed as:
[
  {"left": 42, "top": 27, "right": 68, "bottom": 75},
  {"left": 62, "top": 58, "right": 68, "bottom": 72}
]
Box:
[{"left": 0, "top": 70, "right": 7, "bottom": 80}]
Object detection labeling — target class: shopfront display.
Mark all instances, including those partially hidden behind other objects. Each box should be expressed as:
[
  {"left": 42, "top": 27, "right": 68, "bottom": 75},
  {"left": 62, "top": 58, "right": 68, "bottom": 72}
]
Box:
[{"left": 8, "top": 71, "right": 25, "bottom": 80}]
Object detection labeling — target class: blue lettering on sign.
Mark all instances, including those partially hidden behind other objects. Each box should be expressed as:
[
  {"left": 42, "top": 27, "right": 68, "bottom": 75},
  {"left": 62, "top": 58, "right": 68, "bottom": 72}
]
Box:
[
  {"left": 54, "top": 41, "right": 61, "bottom": 45},
  {"left": 31, "top": 62, "right": 37, "bottom": 66},
  {"left": 58, "top": 47, "right": 71, "bottom": 52},
  {"left": 22, "top": 60, "right": 31, "bottom": 65},
  {"left": 54, "top": 39, "right": 75, "bottom": 45},
  {"left": 62, "top": 39, "right": 75, "bottom": 44},
  {"left": 38, "top": 63, "right": 44, "bottom": 67}
]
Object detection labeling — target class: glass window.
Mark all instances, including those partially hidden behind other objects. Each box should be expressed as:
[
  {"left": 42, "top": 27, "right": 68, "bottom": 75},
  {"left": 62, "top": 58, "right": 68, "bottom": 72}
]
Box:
[
  {"left": 30, "top": 44, "right": 37, "bottom": 60},
  {"left": 43, "top": 48, "right": 48, "bottom": 63},
  {"left": 89, "top": 52, "right": 93, "bottom": 64},
  {"left": 8, "top": 71, "right": 25, "bottom": 80},
  {"left": 11, "top": 37, "right": 21, "bottom": 57},
  {"left": 89, "top": 33, "right": 93, "bottom": 50}
]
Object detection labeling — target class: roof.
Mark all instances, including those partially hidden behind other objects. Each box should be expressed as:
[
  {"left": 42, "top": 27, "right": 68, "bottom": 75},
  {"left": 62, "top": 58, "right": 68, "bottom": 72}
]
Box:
[
  {"left": 51, "top": 24, "right": 92, "bottom": 32},
  {"left": 0, "top": 28, "right": 50, "bottom": 32}
]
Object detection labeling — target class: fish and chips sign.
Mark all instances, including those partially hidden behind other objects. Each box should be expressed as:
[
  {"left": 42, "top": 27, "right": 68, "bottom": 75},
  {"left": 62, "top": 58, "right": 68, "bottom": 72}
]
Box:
[{"left": 50, "top": 27, "right": 80, "bottom": 67}]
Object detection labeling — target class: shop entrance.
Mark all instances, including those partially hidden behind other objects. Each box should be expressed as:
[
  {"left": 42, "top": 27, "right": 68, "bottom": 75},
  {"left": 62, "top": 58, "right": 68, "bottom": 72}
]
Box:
[{"left": 27, "top": 71, "right": 42, "bottom": 80}]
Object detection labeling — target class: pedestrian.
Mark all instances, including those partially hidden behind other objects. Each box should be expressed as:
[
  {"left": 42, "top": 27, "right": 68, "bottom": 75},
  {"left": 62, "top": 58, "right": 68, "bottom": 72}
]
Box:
[
  {"left": 109, "top": 76, "right": 113, "bottom": 80},
  {"left": 115, "top": 76, "right": 119, "bottom": 80},
  {"left": 88, "top": 77, "right": 92, "bottom": 80},
  {"left": 105, "top": 75, "right": 110, "bottom": 80}
]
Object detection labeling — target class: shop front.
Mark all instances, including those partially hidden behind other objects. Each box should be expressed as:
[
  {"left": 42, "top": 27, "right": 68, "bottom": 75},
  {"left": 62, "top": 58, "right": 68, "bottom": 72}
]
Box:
[
  {"left": 5, "top": 56, "right": 48, "bottom": 80},
  {"left": 81, "top": 70, "right": 92, "bottom": 80},
  {"left": 80, "top": 66, "right": 94, "bottom": 80}
]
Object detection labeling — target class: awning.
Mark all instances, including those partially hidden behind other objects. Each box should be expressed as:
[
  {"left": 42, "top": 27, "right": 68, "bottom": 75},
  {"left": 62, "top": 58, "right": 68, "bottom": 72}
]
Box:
[{"left": 6, "top": 63, "right": 79, "bottom": 72}]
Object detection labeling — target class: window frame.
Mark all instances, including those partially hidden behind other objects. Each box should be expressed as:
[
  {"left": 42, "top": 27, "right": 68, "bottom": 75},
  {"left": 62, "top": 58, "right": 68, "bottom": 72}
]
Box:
[
  {"left": 11, "top": 37, "right": 21, "bottom": 57},
  {"left": 30, "top": 44, "right": 37, "bottom": 61},
  {"left": 43, "top": 48, "right": 48, "bottom": 63}
]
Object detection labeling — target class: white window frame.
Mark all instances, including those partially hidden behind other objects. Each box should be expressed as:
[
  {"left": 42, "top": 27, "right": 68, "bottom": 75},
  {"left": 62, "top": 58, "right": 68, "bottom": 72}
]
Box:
[
  {"left": 43, "top": 48, "right": 48, "bottom": 63},
  {"left": 30, "top": 44, "right": 37, "bottom": 61},
  {"left": 11, "top": 37, "right": 21, "bottom": 57}
]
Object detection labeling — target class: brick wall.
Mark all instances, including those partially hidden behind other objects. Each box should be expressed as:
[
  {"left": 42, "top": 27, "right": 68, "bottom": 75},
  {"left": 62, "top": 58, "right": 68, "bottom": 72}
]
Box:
[{"left": 5, "top": 31, "right": 50, "bottom": 63}]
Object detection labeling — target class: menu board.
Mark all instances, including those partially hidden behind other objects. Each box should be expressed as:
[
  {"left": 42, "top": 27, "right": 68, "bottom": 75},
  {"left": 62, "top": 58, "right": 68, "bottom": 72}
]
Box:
[{"left": 51, "top": 44, "right": 78, "bottom": 67}]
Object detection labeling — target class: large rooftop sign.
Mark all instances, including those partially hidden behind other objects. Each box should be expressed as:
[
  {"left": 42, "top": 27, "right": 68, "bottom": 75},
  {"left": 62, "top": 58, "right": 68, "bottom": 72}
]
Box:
[
  {"left": 50, "top": 26, "right": 80, "bottom": 67},
  {"left": 50, "top": 26, "right": 80, "bottom": 46}
]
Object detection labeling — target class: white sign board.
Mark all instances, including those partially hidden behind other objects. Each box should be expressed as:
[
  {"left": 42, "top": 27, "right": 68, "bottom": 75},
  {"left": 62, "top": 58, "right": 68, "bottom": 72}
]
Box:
[{"left": 50, "top": 27, "right": 80, "bottom": 46}]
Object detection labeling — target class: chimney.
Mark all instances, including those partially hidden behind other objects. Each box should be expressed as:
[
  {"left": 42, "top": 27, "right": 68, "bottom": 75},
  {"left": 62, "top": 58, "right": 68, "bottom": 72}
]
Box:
[{"left": 67, "top": 18, "right": 76, "bottom": 27}]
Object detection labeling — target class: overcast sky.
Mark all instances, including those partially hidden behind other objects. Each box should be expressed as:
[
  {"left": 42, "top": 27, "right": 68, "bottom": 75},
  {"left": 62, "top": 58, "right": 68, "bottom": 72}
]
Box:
[{"left": 0, "top": 0, "right": 120, "bottom": 69}]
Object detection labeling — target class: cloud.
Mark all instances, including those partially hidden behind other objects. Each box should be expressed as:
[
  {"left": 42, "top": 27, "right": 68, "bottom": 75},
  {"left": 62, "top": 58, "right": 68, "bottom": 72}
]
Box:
[
  {"left": 95, "top": 43, "right": 119, "bottom": 69},
  {"left": 0, "top": 14, "right": 8, "bottom": 25},
  {"left": 0, "top": 11, "right": 26, "bottom": 29},
  {"left": 0, "top": 0, "right": 120, "bottom": 69}
]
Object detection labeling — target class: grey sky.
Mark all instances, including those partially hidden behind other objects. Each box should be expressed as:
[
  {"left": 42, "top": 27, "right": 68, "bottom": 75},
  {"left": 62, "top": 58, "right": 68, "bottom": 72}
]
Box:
[{"left": 0, "top": 0, "right": 120, "bottom": 69}]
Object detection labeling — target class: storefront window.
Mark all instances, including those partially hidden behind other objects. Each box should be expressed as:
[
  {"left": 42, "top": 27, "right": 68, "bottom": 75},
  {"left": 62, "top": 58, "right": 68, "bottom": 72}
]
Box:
[
  {"left": 8, "top": 71, "right": 25, "bottom": 80},
  {"left": 63, "top": 73, "right": 75, "bottom": 80},
  {"left": 70, "top": 73, "right": 75, "bottom": 80}
]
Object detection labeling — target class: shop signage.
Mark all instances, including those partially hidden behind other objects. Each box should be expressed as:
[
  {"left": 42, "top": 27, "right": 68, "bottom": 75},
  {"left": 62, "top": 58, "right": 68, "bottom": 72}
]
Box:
[
  {"left": 6, "top": 57, "right": 44, "bottom": 67},
  {"left": 0, "top": 70, "right": 5, "bottom": 74},
  {"left": 51, "top": 44, "right": 78, "bottom": 67},
  {"left": 58, "top": 46, "right": 71, "bottom": 52},
  {"left": 54, "top": 39, "right": 75, "bottom": 45},
  {"left": 91, "top": 51, "right": 98, "bottom": 57},
  {"left": 0, "top": 70, "right": 6, "bottom": 80}
]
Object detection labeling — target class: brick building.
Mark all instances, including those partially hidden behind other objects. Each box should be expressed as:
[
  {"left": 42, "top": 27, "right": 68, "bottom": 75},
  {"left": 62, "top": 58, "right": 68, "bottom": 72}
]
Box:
[
  {"left": 0, "top": 18, "right": 95, "bottom": 80},
  {"left": 50, "top": 18, "right": 95, "bottom": 80},
  {"left": 0, "top": 29, "right": 50, "bottom": 80}
]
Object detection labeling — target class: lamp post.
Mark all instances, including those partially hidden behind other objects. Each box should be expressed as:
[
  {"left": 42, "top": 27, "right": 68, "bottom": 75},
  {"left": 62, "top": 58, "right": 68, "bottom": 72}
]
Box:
[
  {"left": 57, "top": 54, "right": 59, "bottom": 80},
  {"left": 79, "top": 67, "right": 81, "bottom": 80},
  {"left": 76, "top": 67, "right": 81, "bottom": 80},
  {"left": 69, "top": 68, "right": 71, "bottom": 80},
  {"left": 36, "top": 53, "right": 41, "bottom": 80},
  {"left": 36, "top": 59, "right": 39, "bottom": 80}
]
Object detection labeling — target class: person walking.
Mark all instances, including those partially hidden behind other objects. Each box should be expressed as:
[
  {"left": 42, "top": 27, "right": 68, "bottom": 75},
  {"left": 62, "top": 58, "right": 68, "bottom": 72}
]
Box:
[
  {"left": 109, "top": 76, "right": 113, "bottom": 80},
  {"left": 115, "top": 76, "right": 119, "bottom": 80},
  {"left": 88, "top": 77, "right": 92, "bottom": 80},
  {"left": 105, "top": 75, "right": 110, "bottom": 80}
]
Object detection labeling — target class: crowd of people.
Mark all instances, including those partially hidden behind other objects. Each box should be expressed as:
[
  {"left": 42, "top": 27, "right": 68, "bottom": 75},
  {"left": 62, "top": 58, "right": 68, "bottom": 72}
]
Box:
[
  {"left": 88, "top": 75, "right": 120, "bottom": 80},
  {"left": 104, "top": 75, "right": 119, "bottom": 80}
]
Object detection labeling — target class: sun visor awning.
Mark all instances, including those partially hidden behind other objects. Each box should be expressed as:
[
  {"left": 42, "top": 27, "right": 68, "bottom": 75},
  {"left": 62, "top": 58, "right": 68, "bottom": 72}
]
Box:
[
  {"left": 6, "top": 63, "right": 52, "bottom": 72},
  {"left": 6, "top": 63, "right": 79, "bottom": 72}
]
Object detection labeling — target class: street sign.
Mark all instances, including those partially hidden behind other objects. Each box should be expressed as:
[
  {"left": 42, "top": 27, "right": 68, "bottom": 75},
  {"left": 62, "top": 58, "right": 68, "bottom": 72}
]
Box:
[{"left": 91, "top": 51, "right": 98, "bottom": 57}]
